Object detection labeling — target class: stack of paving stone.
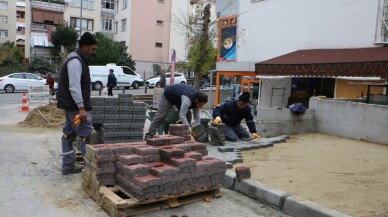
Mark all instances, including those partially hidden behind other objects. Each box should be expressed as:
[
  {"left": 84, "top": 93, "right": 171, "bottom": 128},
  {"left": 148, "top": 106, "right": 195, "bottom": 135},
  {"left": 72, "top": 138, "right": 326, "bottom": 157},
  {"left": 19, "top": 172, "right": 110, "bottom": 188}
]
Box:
[
  {"left": 200, "top": 118, "right": 210, "bottom": 139},
  {"left": 209, "top": 123, "right": 226, "bottom": 146},
  {"left": 191, "top": 122, "right": 209, "bottom": 142},
  {"left": 90, "top": 94, "right": 146, "bottom": 143},
  {"left": 168, "top": 124, "right": 192, "bottom": 141},
  {"left": 82, "top": 144, "right": 117, "bottom": 193},
  {"left": 82, "top": 127, "right": 226, "bottom": 201}
]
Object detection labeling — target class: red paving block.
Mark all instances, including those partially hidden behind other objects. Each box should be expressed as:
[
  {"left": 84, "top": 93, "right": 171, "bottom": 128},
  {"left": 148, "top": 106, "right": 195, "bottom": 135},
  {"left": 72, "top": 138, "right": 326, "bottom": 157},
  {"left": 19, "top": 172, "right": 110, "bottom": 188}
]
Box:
[
  {"left": 173, "top": 144, "right": 192, "bottom": 152},
  {"left": 166, "top": 157, "right": 197, "bottom": 168},
  {"left": 202, "top": 156, "right": 226, "bottom": 168},
  {"left": 118, "top": 154, "right": 144, "bottom": 165},
  {"left": 185, "top": 151, "right": 203, "bottom": 161},
  {"left": 149, "top": 163, "right": 179, "bottom": 177},
  {"left": 166, "top": 136, "right": 185, "bottom": 144},
  {"left": 159, "top": 147, "right": 185, "bottom": 159},
  {"left": 143, "top": 155, "right": 161, "bottom": 163},
  {"left": 146, "top": 137, "right": 169, "bottom": 146},
  {"left": 193, "top": 149, "right": 208, "bottom": 156},
  {"left": 117, "top": 162, "right": 150, "bottom": 176},
  {"left": 132, "top": 174, "right": 162, "bottom": 188},
  {"left": 143, "top": 161, "right": 165, "bottom": 168},
  {"left": 112, "top": 145, "right": 133, "bottom": 155},
  {"left": 235, "top": 166, "right": 251, "bottom": 181},
  {"left": 133, "top": 145, "right": 159, "bottom": 156}
]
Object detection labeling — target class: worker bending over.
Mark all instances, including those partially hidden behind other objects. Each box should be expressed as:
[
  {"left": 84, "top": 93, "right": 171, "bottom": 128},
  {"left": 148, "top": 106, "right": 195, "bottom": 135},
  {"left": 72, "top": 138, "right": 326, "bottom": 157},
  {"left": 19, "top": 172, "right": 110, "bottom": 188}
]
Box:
[
  {"left": 145, "top": 83, "right": 208, "bottom": 139},
  {"left": 212, "top": 92, "right": 261, "bottom": 142}
]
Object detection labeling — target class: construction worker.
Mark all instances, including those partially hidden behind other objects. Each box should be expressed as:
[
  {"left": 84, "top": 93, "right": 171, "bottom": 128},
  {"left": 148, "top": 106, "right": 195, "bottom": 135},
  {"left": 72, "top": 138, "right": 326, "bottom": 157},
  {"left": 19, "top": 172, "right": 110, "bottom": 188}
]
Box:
[
  {"left": 212, "top": 92, "right": 261, "bottom": 142},
  {"left": 145, "top": 83, "right": 208, "bottom": 139},
  {"left": 56, "top": 32, "right": 97, "bottom": 175}
]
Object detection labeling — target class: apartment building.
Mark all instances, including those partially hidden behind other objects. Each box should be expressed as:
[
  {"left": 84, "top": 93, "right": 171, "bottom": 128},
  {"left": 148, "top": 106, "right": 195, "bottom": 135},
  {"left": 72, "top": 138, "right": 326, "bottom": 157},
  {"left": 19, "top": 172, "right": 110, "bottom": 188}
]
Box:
[
  {"left": 4, "top": 0, "right": 217, "bottom": 79},
  {"left": 0, "top": 0, "right": 26, "bottom": 48}
]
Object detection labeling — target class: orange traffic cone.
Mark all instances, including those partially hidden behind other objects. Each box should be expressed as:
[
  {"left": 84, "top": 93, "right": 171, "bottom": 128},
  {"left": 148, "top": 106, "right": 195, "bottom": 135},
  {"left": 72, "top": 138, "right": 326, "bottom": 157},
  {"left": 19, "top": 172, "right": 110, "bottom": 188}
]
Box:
[{"left": 20, "top": 91, "right": 29, "bottom": 112}]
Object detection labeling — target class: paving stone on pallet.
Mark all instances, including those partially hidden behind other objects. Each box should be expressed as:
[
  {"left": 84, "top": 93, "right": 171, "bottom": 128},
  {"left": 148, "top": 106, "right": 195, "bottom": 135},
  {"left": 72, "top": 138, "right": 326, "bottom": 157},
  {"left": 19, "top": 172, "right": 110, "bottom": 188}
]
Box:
[
  {"left": 86, "top": 144, "right": 115, "bottom": 156},
  {"left": 133, "top": 145, "right": 159, "bottom": 156},
  {"left": 132, "top": 174, "right": 162, "bottom": 188},
  {"left": 118, "top": 93, "right": 133, "bottom": 99},
  {"left": 91, "top": 96, "right": 106, "bottom": 106},
  {"left": 117, "top": 162, "right": 150, "bottom": 176},
  {"left": 143, "top": 154, "right": 161, "bottom": 163},
  {"left": 159, "top": 147, "right": 185, "bottom": 158},
  {"left": 92, "top": 115, "right": 104, "bottom": 124},
  {"left": 164, "top": 157, "right": 197, "bottom": 168},
  {"left": 118, "top": 154, "right": 144, "bottom": 165},
  {"left": 185, "top": 151, "right": 203, "bottom": 161},
  {"left": 104, "top": 97, "right": 118, "bottom": 106}
]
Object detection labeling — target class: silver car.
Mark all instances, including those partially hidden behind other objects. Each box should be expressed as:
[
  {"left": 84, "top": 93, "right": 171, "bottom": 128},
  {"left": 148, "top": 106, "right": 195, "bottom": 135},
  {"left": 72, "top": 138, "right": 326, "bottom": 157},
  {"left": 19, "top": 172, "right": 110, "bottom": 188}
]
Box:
[{"left": 0, "top": 72, "right": 56, "bottom": 93}]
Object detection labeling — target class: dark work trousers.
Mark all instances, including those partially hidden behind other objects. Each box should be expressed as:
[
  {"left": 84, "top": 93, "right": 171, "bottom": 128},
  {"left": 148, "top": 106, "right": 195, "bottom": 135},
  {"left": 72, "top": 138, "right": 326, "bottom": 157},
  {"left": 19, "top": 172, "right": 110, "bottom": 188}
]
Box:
[
  {"left": 108, "top": 85, "right": 114, "bottom": 96},
  {"left": 61, "top": 111, "right": 93, "bottom": 170},
  {"left": 145, "top": 94, "right": 192, "bottom": 138},
  {"left": 223, "top": 124, "right": 251, "bottom": 142}
]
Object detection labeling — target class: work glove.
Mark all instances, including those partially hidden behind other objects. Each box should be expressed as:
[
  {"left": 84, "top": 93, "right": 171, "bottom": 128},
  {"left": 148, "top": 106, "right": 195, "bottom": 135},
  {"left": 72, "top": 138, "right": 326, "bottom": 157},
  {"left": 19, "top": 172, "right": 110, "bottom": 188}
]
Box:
[
  {"left": 212, "top": 116, "right": 222, "bottom": 125},
  {"left": 252, "top": 133, "right": 261, "bottom": 139},
  {"left": 73, "top": 114, "right": 81, "bottom": 127},
  {"left": 191, "top": 130, "right": 196, "bottom": 138}
]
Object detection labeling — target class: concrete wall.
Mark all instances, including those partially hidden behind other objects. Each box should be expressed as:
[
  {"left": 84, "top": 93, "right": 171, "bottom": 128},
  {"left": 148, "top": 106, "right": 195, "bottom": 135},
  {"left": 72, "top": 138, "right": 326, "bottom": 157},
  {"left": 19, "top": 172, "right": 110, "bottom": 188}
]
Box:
[
  {"left": 256, "top": 108, "right": 315, "bottom": 138},
  {"left": 309, "top": 97, "right": 388, "bottom": 144},
  {"left": 256, "top": 97, "right": 388, "bottom": 144},
  {"left": 238, "top": 0, "right": 380, "bottom": 63}
]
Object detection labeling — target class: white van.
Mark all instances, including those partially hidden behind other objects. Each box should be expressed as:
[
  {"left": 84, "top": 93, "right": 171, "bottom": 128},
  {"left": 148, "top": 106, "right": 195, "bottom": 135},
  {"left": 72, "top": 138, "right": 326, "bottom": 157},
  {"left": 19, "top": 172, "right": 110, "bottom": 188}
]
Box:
[{"left": 89, "top": 64, "right": 144, "bottom": 90}]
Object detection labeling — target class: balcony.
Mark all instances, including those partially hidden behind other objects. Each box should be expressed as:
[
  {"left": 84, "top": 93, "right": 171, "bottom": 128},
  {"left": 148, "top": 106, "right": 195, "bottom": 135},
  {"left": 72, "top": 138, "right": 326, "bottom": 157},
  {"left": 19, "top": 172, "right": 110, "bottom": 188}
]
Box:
[
  {"left": 32, "top": 0, "right": 65, "bottom": 5},
  {"left": 31, "top": 0, "right": 65, "bottom": 12}
]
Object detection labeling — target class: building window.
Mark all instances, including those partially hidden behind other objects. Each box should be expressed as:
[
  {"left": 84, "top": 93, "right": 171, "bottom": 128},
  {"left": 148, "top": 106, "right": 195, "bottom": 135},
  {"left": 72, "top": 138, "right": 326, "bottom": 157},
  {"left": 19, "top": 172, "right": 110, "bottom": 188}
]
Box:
[
  {"left": 102, "top": 0, "right": 114, "bottom": 10},
  {"left": 70, "top": 0, "right": 94, "bottom": 9},
  {"left": 70, "top": 17, "right": 94, "bottom": 31},
  {"left": 121, "top": 18, "right": 127, "bottom": 31},
  {"left": 101, "top": 18, "right": 113, "bottom": 31},
  {"left": 114, "top": 21, "right": 118, "bottom": 33},
  {"left": 122, "top": 0, "right": 127, "bottom": 9},
  {"left": 0, "top": 30, "right": 8, "bottom": 37},
  {"left": 155, "top": 42, "right": 163, "bottom": 48},
  {"left": 0, "top": 15, "right": 8, "bottom": 24},
  {"left": 0, "top": 1, "right": 8, "bottom": 9},
  {"left": 382, "top": 0, "right": 388, "bottom": 41},
  {"left": 158, "top": 0, "right": 164, "bottom": 3},
  {"left": 156, "top": 20, "right": 163, "bottom": 25}
]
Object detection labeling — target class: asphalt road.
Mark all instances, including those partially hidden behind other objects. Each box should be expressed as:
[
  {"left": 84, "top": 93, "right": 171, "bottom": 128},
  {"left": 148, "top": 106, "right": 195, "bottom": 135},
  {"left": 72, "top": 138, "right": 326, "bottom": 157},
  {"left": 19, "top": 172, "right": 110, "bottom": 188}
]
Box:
[{"left": 0, "top": 91, "right": 290, "bottom": 217}]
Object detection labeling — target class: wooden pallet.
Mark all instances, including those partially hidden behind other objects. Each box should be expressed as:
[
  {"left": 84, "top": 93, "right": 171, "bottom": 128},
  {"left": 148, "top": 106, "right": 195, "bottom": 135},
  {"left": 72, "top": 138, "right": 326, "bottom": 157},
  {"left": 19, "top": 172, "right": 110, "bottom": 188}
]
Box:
[{"left": 87, "top": 184, "right": 222, "bottom": 217}]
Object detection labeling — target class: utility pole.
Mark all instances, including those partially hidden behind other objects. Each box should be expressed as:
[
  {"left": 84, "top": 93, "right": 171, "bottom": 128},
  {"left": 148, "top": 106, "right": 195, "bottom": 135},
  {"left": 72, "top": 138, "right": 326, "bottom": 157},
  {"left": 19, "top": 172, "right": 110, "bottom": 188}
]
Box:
[{"left": 80, "top": 0, "right": 83, "bottom": 36}]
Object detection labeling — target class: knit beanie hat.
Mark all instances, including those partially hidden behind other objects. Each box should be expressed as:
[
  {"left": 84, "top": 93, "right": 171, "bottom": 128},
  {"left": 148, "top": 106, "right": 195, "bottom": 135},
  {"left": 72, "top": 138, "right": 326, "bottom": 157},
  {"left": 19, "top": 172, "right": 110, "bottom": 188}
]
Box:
[
  {"left": 238, "top": 92, "right": 250, "bottom": 103},
  {"left": 78, "top": 32, "right": 97, "bottom": 46}
]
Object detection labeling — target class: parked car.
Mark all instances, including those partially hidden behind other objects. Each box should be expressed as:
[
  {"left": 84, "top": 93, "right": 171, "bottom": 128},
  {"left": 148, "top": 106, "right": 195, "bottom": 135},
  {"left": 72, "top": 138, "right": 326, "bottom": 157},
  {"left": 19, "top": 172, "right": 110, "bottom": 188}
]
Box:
[
  {"left": 146, "top": 73, "right": 187, "bottom": 88},
  {"left": 89, "top": 65, "right": 144, "bottom": 90},
  {"left": 0, "top": 72, "right": 57, "bottom": 93}
]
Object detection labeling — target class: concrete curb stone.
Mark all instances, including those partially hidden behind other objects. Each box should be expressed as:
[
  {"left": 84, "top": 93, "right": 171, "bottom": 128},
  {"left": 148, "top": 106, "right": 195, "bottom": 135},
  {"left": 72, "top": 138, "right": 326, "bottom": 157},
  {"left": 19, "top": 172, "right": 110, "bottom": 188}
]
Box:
[
  {"left": 283, "top": 196, "right": 352, "bottom": 217},
  {"left": 224, "top": 172, "right": 352, "bottom": 217}
]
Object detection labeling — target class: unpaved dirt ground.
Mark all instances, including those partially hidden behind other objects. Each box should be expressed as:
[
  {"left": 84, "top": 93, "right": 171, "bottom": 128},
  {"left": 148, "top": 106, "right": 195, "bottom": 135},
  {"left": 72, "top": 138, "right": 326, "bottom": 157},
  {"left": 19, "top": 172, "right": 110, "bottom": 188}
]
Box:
[{"left": 234, "top": 133, "right": 388, "bottom": 217}]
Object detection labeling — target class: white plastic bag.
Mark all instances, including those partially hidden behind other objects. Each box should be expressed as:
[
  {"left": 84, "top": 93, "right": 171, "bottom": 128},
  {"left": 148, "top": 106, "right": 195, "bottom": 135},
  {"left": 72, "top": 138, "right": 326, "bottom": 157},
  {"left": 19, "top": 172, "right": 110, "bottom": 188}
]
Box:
[{"left": 102, "top": 87, "right": 108, "bottom": 95}]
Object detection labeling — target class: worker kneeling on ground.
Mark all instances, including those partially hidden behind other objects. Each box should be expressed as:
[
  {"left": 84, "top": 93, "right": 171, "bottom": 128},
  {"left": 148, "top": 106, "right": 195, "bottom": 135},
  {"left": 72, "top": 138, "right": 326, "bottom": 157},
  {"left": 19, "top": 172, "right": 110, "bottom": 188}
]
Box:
[
  {"left": 145, "top": 83, "right": 208, "bottom": 139},
  {"left": 212, "top": 92, "right": 261, "bottom": 142}
]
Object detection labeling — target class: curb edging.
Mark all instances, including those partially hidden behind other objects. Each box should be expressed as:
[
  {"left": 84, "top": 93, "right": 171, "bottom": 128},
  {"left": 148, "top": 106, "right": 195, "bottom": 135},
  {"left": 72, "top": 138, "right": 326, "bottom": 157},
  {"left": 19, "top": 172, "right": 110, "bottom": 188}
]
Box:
[{"left": 224, "top": 172, "right": 352, "bottom": 217}]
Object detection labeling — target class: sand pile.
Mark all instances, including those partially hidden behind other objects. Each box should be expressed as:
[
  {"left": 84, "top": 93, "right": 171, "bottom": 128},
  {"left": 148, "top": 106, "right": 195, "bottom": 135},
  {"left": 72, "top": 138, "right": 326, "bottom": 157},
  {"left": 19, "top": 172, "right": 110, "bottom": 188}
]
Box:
[{"left": 19, "top": 103, "right": 65, "bottom": 128}]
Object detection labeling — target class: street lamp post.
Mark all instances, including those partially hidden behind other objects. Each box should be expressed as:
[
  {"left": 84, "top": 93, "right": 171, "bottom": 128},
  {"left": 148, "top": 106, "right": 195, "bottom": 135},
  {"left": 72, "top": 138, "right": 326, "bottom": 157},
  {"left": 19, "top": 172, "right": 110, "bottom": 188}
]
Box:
[{"left": 80, "top": 0, "right": 83, "bottom": 36}]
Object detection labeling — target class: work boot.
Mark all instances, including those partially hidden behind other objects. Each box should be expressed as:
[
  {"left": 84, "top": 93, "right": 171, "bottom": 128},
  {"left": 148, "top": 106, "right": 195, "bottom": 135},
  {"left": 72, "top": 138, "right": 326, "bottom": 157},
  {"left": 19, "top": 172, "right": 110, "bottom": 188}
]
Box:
[
  {"left": 144, "top": 133, "right": 153, "bottom": 140},
  {"left": 62, "top": 165, "right": 84, "bottom": 175}
]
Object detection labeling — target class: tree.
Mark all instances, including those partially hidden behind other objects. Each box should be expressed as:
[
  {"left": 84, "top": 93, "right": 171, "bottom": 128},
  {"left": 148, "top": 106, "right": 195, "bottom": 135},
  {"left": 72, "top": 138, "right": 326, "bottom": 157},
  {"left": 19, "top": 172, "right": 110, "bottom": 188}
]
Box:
[
  {"left": 171, "top": 4, "right": 216, "bottom": 89},
  {"left": 0, "top": 41, "right": 24, "bottom": 66},
  {"left": 89, "top": 32, "right": 121, "bottom": 65},
  {"left": 50, "top": 22, "right": 78, "bottom": 53},
  {"left": 188, "top": 39, "right": 217, "bottom": 81},
  {"left": 152, "top": 64, "right": 162, "bottom": 77},
  {"left": 116, "top": 42, "right": 136, "bottom": 70},
  {"left": 28, "top": 54, "right": 55, "bottom": 75}
]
